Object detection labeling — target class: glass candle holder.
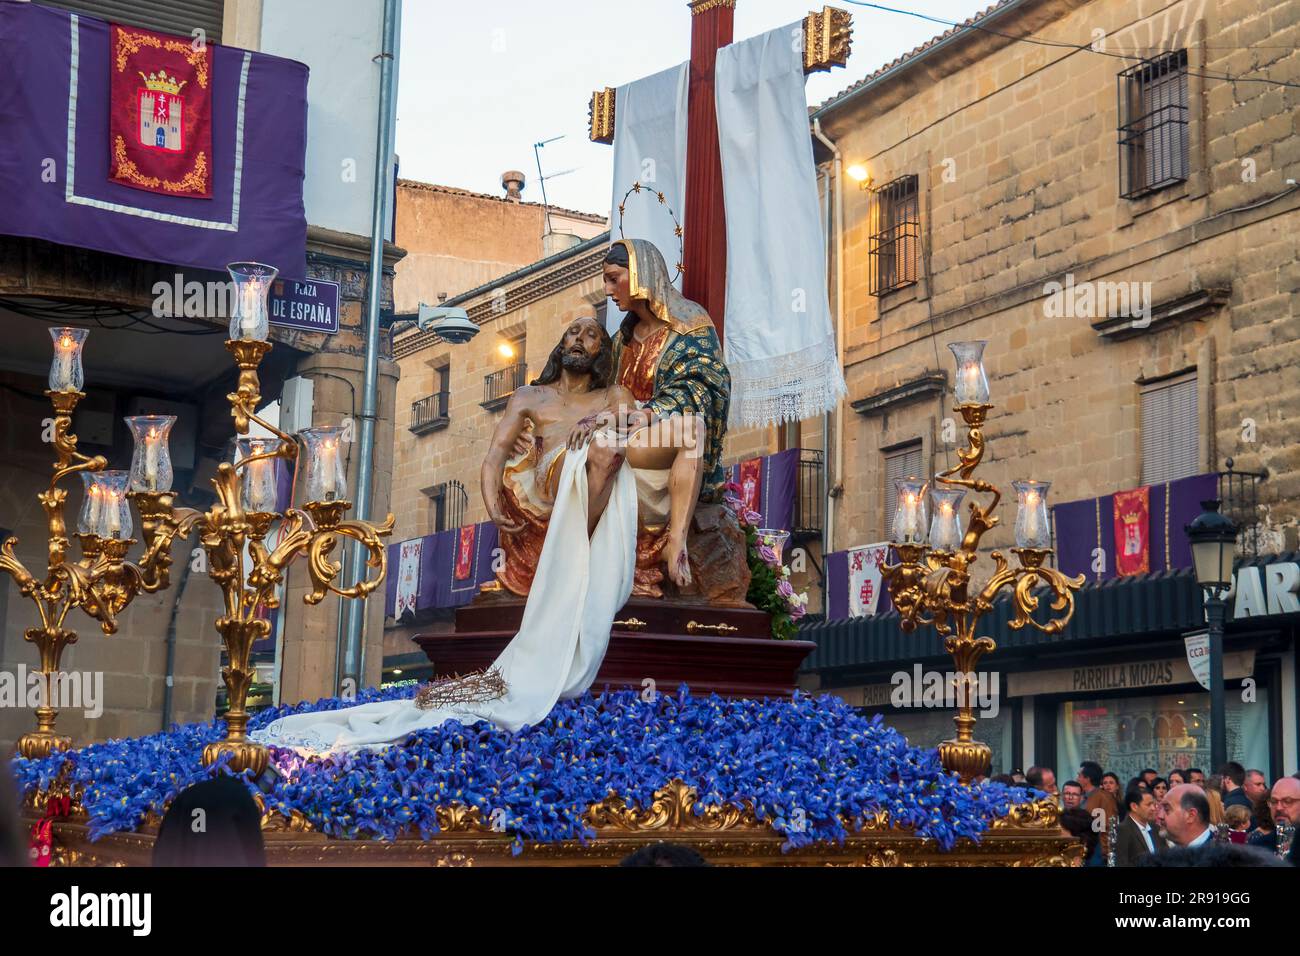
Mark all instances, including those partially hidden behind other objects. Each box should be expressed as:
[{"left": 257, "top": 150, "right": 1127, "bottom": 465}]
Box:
[
  {"left": 301, "top": 427, "right": 347, "bottom": 503},
  {"left": 78, "top": 472, "right": 104, "bottom": 536},
  {"left": 97, "top": 471, "right": 132, "bottom": 540},
  {"left": 237, "top": 437, "right": 287, "bottom": 513},
  {"left": 48, "top": 327, "right": 89, "bottom": 393},
  {"left": 227, "top": 262, "right": 278, "bottom": 342},
  {"left": 125, "top": 415, "right": 177, "bottom": 493},
  {"left": 928, "top": 486, "right": 966, "bottom": 552},
  {"left": 756, "top": 528, "right": 791, "bottom": 561},
  {"left": 949, "top": 340, "right": 989, "bottom": 405},
  {"left": 1013, "top": 479, "right": 1052, "bottom": 550},
  {"left": 891, "top": 477, "right": 928, "bottom": 545}
]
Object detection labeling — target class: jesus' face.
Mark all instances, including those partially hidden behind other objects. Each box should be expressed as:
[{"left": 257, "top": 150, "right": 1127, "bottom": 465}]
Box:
[{"left": 560, "top": 316, "right": 604, "bottom": 373}]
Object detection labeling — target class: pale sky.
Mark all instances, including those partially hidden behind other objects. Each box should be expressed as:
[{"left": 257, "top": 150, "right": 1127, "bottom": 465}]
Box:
[{"left": 394, "top": 0, "right": 994, "bottom": 217}]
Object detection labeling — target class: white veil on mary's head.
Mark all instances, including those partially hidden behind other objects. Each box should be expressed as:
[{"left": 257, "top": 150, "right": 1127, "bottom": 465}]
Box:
[{"left": 611, "top": 238, "right": 714, "bottom": 336}]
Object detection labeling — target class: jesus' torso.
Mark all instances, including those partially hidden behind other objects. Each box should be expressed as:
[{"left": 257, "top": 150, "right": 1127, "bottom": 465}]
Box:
[{"left": 515, "top": 381, "right": 635, "bottom": 463}]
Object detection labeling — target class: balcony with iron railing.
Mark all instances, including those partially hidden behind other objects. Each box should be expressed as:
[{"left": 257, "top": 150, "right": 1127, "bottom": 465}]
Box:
[
  {"left": 792, "top": 448, "right": 824, "bottom": 543},
  {"left": 481, "top": 363, "right": 526, "bottom": 411},
  {"left": 1220, "top": 458, "right": 1268, "bottom": 557},
  {"left": 409, "top": 391, "right": 449, "bottom": 435}
]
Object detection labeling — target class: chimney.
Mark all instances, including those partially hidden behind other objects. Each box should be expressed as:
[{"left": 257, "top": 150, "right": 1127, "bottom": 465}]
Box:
[{"left": 501, "top": 170, "right": 526, "bottom": 202}]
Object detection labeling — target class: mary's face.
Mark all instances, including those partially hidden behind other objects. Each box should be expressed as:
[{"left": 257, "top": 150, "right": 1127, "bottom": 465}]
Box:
[{"left": 603, "top": 263, "right": 632, "bottom": 311}]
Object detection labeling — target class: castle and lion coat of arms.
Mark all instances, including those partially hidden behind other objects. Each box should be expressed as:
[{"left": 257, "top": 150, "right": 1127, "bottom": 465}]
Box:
[{"left": 108, "top": 23, "right": 213, "bottom": 198}]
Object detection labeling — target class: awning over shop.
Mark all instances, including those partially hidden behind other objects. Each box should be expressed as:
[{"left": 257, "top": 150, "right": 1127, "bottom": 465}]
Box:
[{"left": 800, "top": 551, "right": 1300, "bottom": 676}]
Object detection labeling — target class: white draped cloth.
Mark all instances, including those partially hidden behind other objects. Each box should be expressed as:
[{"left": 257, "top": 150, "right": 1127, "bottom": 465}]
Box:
[
  {"left": 251, "top": 445, "right": 638, "bottom": 754},
  {"left": 715, "top": 23, "right": 845, "bottom": 428},
  {"left": 606, "top": 61, "right": 689, "bottom": 333}
]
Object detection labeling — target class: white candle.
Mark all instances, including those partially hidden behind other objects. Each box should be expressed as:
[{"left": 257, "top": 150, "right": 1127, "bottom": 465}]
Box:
[
  {"left": 86, "top": 485, "right": 102, "bottom": 534},
  {"left": 320, "top": 438, "right": 338, "bottom": 500},
  {"left": 53, "top": 334, "right": 75, "bottom": 390},
  {"left": 144, "top": 427, "right": 159, "bottom": 491},
  {"left": 241, "top": 282, "right": 261, "bottom": 338},
  {"left": 1024, "top": 491, "right": 1040, "bottom": 543},
  {"left": 105, "top": 491, "right": 121, "bottom": 538}
]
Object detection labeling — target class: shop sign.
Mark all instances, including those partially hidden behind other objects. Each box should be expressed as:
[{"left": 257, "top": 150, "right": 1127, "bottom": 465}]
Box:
[
  {"left": 1006, "top": 650, "right": 1254, "bottom": 697},
  {"left": 1183, "top": 629, "right": 1210, "bottom": 691},
  {"left": 1225, "top": 561, "right": 1300, "bottom": 620}
]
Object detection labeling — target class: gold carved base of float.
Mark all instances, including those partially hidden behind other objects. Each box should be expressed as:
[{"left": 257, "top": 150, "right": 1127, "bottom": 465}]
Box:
[{"left": 24, "top": 779, "right": 1082, "bottom": 868}]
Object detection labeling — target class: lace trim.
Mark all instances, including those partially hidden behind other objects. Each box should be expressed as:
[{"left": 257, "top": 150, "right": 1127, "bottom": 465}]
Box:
[{"left": 727, "top": 334, "right": 846, "bottom": 428}]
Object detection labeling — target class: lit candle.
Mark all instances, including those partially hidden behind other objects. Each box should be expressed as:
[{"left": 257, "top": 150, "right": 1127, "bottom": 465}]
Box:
[
  {"left": 1024, "top": 490, "right": 1040, "bottom": 541},
  {"left": 86, "top": 483, "right": 102, "bottom": 534},
  {"left": 144, "top": 427, "right": 160, "bottom": 491},
  {"left": 105, "top": 490, "right": 121, "bottom": 538},
  {"left": 241, "top": 281, "right": 261, "bottom": 339},
  {"left": 53, "top": 333, "right": 75, "bottom": 390},
  {"left": 320, "top": 437, "right": 338, "bottom": 500}
]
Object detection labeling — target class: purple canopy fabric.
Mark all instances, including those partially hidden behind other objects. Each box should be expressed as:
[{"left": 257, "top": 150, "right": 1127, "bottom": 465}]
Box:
[
  {"left": 385, "top": 522, "right": 501, "bottom": 616},
  {"left": 0, "top": 1, "right": 308, "bottom": 277}
]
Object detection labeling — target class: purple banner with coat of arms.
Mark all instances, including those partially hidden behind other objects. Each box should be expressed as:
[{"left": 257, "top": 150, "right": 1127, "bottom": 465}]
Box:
[
  {"left": 385, "top": 522, "right": 502, "bottom": 618},
  {"left": 0, "top": 1, "right": 308, "bottom": 277}
]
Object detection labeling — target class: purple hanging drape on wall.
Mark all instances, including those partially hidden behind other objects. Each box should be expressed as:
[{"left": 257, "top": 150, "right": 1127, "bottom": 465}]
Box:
[
  {"left": 0, "top": 1, "right": 308, "bottom": 277},
  {"left": 727, "top": 448, "right": 800, "bottom": 532}
]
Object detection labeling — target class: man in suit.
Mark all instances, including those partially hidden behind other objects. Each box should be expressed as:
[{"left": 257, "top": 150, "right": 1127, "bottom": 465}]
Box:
[
  {"left": 1163, "top": 784, "right": 1214, "bottom": 849},
  {"left": 1117, "top": 784, "right": 1159, "bottom": 865},
  {"left": 1080, "top": 761, "right": 1119, "bottom": 859}
]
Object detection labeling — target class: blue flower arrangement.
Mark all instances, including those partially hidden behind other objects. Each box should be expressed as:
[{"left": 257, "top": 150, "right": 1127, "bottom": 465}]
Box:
[{"left": 11, "top": 686, "right": 1040, "bottom": 856}]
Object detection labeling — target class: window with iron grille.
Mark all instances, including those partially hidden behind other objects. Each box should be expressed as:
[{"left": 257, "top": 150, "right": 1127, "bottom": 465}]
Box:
[
  {"left": 1141, "top": 373, "right": 1198, "bottom": 484},
  {"left": 883, "top": 441, "right": 924, "bottom": 531},
  {"left": 1118, "top": 51, "right": 1189, "bottom": 200},
  {"left": 868, "top": 175, "right": 920, "bottom": 297},
  {"left": 425, "top": 480, "right": 467, "bottom": 534}
]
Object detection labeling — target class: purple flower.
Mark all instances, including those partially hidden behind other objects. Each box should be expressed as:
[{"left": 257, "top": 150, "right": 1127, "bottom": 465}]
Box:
[
  {"left": 776, "top": 578, "right": 794, "bottom": 599},
  {"left": 757, "top": 544, "right": 778, "bottom": 566}
]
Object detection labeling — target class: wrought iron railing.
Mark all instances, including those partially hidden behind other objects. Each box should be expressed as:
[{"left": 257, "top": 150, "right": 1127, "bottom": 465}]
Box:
[
  {"left": 868, "top": 174, "right": 920, "bottom": 296},
  {"left": 409, "top": 391, "right": 449, "bottom": 434},
  {"left": 1220, "top": 458, "right": 1267, "bottom": 557},
  {"left": 482, "top": 363, "right": 526, "bottom": 409},
  {"left": 793, "top": 448, "right": 824, "bottom": 541}
]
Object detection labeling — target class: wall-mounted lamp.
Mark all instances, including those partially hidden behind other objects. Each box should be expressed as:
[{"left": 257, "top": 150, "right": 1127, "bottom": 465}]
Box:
[
  {"left": 497, "top": 342, "right": 516, "bottom": 360},
  {"left": 847, "top": 163, "right": 873, "bottom": 191}
]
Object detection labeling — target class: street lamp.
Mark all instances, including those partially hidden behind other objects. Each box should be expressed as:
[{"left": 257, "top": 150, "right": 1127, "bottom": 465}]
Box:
[{"left": 1185, "top": 499, "right": 1237, "bottom": 773}]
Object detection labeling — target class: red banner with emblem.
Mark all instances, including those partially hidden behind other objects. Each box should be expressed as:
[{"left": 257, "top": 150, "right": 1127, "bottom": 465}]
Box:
[
  {"left": 1113, "top": 486, "right": 1151, "bottom": 576},
  {"left": 454, "top": 526, "right": 476, "bottom": 581},
  {"left": 738, "top": 458, "right": 762, "bottom": 516},
  {"left": 108, "top": 23, "right": 213, "bottom": 198}
]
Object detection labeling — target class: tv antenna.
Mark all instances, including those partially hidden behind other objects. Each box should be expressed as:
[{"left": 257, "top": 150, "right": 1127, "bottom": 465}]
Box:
[{"left": 532, "top": 135, "right": 578, "bottom": 237}]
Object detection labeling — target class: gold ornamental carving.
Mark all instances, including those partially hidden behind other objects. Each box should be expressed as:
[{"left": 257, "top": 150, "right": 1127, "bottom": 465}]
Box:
[
  {"left": 588, "top": 87, "right": 616, "bottom": 144},
  {"left": 584, "top": 779, "right": 762, "bottom": 832},
  {"left": 803, "top": 6, "right": 853, "bottom": 73}
]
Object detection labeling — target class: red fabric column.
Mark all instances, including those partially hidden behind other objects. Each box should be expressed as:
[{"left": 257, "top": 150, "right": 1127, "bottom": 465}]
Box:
[{"left": 683, "top": 0, "right": 733, "bottom": 342}]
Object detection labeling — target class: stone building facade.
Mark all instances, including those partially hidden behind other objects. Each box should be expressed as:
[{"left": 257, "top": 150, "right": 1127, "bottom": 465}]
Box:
[{"left": 812, "top": 0, "right": 1299, "bottom": 577}]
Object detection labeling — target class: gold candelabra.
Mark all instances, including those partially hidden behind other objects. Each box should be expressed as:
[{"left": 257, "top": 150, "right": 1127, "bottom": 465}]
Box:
[
  {"left": 4, "top": 263, "right": 393, "bottom": 775},
  {"left": 881, "top": 341, "right": 1084, "bottom": 783}
]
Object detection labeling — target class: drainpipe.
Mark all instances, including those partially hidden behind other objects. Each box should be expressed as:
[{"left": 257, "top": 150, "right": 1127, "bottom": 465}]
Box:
[
  {"left": 338, "top": 0, "right": 400, "bottom": 695},
  {"left": 811, "top": 118, "right": 845, "bottom": 560}
]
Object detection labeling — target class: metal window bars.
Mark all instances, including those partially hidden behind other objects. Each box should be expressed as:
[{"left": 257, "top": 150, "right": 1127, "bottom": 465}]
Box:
[
  {"left": 1219, "top": 457, "right": 1268, "bottom": 558},
  {"left": 792, "top": 448, "right": 824, "bottom": 542},
  {"left": 1118, "top": 50, "right": 1189, "bottom": 200},
  {"left": 868, "top": 175, "right": 920, "bottom": 296},
  {"left": 428, "top": 479, "right": 468, "bottom": 534}
]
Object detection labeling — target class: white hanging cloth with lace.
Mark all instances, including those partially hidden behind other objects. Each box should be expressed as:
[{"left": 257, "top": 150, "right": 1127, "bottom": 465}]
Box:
[{"left": 715, "top": 22, "right": 845, "bottom": 428}]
